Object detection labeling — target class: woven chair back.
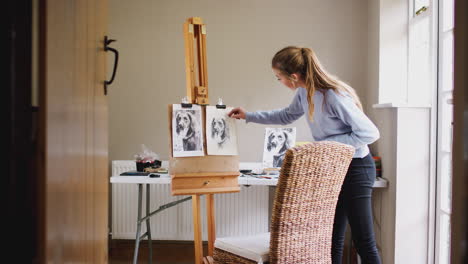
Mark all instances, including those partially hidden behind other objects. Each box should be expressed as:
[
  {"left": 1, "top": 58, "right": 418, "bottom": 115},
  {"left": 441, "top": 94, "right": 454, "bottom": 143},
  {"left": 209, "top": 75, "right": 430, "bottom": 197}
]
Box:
[{"left": 269, "top": 141, "right": 355, "bottom": 264}]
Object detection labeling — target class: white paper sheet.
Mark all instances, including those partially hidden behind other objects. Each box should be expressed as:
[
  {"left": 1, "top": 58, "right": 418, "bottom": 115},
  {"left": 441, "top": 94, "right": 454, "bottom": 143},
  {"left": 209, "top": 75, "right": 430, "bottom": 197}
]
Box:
[
  {"left": 262, "top": 127, "right": 296, "bottom": 168},
  {"left": 172, "top": 104, "right": 204, "bottom": 157},
  {"left": 206, "top": 106, "right": 239, "bottom": 156}
]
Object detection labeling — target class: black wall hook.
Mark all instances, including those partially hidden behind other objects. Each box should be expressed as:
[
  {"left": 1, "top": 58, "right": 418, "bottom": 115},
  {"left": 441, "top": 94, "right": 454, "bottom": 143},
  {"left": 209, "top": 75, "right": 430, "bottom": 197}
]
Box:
[{"left": 104, "top": 36, "right": 119, "bottom": 95}]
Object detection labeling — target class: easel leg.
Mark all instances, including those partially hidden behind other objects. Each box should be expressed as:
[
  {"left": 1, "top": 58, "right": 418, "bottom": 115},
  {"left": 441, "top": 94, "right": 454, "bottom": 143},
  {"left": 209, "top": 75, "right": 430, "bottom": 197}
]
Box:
[
  {"left": 192, "top": 194, "right": 203, "bottom": 264},
  {"left": 206, "top": 194, "right": 215, "bottom": 256}
]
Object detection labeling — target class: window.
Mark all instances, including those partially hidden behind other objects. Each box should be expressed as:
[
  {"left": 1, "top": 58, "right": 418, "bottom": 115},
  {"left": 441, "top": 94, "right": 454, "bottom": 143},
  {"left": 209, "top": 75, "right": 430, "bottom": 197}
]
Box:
[
  {"left": 435, "top": 0, "right": 454, "bottom": 263},
  {"left": 407, "top": 0, "right": 434, "bottom": 106},
  {"left": 408, "top": 0, "right": 455, "bottom": 262}
]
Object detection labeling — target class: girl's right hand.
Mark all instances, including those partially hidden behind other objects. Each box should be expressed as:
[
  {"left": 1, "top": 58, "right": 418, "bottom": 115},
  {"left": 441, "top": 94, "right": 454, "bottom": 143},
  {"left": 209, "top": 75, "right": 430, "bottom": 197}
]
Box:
[{"left": 228, "top": 107, "right": 246, "bottom": 120}]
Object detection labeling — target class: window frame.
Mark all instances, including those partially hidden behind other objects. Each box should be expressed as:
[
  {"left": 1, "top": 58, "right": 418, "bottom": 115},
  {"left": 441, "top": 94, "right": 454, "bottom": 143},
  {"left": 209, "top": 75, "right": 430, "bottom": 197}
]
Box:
[
  {"left": 408, "top": 0, "right": 438, "bottom": 263},
  {"left": 434, "top": 0, "right": 455, "bottom": 263}
]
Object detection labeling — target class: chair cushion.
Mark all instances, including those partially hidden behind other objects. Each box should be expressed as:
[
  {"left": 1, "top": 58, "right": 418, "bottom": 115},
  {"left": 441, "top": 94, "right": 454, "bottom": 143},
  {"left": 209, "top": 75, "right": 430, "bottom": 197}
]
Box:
[{"left": 214, "top": 233, "right": 270, "bottom": 263}]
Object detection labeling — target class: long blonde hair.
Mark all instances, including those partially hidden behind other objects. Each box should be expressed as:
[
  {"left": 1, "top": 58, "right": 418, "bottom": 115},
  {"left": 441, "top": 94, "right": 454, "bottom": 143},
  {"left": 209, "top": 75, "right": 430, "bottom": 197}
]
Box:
[{"left": 272, "top": 46, "right": 363, "bottom": 121}]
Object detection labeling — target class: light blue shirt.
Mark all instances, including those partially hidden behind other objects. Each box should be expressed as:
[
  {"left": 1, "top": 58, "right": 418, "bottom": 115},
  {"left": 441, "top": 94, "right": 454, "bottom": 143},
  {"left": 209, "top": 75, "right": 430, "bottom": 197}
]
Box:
[{"left": 245, "top": 87, "right": 380, "bottom": 158}]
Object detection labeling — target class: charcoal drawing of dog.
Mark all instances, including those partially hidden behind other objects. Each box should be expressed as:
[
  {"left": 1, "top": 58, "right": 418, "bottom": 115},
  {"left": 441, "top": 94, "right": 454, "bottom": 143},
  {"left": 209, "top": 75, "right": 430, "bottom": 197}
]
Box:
[
  {"left": 211, "top": 117, "right": 229, "bottom": 148},
  {"left": 267, "top": 130, "right": 291, "bottom": 167},
  {"left": 175, "top": 111, "right": 201, "bottom": 151}
]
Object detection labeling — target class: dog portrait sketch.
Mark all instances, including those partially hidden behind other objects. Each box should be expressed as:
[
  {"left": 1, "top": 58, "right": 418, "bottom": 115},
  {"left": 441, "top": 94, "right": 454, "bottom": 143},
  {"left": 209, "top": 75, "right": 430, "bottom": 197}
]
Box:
[
  {"left": 172, "top": 104, "right": 204, "bottom": 157},
  {"left": 206, "top": 106, "right": 238, "bottom": 155},
  {"left": 211, "top": 117, "right": 229, "bottom": 147},
  {"left": 263, "top": 128, "right": 296, "bottom": 168}
]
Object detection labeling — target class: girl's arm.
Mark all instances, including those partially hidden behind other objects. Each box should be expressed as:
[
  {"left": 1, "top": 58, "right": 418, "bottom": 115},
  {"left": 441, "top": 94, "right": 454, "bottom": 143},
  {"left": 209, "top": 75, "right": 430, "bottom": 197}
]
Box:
[
  {"left": 244, "top": 90, "right": 305, "bottom": 125},
  {"left": 325, "top": 92, "right": 380, "bottom": 148}
]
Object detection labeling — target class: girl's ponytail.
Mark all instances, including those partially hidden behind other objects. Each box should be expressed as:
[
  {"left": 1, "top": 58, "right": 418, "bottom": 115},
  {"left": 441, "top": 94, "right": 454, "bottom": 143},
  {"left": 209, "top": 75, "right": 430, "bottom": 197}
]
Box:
[{"left": 302, "top": 48, "right": 316, "bottom": 121}]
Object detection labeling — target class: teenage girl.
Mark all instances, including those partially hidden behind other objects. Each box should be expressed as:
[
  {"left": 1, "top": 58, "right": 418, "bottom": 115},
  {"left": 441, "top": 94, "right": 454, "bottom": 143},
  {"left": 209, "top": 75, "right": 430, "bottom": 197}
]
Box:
[{"left": 228, "top": 46, "right": 382, "bottom": 264}]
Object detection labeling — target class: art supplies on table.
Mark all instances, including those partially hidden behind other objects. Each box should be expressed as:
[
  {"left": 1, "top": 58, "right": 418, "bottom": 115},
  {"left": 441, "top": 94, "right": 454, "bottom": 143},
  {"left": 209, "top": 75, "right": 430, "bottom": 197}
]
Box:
[
  {"left": 144, "top": 167, "right": 168, "bottom": 174},
  {"left": 119, "top": 171, "right": 160, "bottom": 177},
  {"left": 134, "top": 144, "right": 162, "bottom": 171},
  {"left": 239, "top": 168, "right": 279, "bottom": 179},
  {"left": 120, "top": 166, "right": 168, "bottom": 178}
]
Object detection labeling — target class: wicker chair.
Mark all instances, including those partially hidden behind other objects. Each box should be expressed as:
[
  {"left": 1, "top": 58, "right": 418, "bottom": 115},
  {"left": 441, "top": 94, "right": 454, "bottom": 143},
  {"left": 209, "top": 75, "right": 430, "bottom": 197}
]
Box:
[{"left": 211, "top": 141, "right": 355, "bottom": 264}]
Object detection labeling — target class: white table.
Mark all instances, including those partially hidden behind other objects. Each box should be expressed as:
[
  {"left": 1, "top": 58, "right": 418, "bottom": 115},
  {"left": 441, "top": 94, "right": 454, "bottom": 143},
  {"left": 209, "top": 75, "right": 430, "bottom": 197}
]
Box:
[
  {"left": 110, "top": 173, "right": 388, "bottom": 264},
  {"left": 110, "top": 174, "right": 388, "bottom": 187}
]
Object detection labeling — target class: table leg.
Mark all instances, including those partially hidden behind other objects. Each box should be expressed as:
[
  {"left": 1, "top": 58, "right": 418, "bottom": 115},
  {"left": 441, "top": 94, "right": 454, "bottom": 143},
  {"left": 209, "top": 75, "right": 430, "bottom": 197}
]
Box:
[
  {"left": 133, "top": 184, "right": 143, "bottom": 264},
  {"left": 146, "top": 184, "right": 153, "bottom": 264},
  {"left": 206, "top": 194, "right": 215, "bottom": 256},
  {"left": 192, "top": 194, "right": 203, "bottom": 264}
]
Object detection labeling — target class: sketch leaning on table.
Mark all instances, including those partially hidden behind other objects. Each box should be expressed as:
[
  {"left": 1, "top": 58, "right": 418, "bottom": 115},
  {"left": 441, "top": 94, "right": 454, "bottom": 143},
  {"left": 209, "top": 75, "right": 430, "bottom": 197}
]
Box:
[{"left": 262, "top": 127, "right": 296, "bottom": 168}]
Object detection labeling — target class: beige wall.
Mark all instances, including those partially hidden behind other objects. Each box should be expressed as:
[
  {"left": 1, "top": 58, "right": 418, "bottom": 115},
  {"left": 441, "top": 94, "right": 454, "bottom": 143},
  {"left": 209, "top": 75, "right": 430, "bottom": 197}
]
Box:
[
  {"left": 366, "top": 0, "right": 379, "bottom": 154},
  {"left": 108, "top": 0, "right": 371, "bottom": 162}
]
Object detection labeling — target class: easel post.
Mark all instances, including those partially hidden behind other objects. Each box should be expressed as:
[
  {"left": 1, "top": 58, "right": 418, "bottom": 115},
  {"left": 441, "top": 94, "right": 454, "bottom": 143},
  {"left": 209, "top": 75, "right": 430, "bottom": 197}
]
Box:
[
  {"left": 171, "top": 17, "right": 240, "bottom": 264},
  {"left": 183, "top": 17, "right": 209, "bottom": 105},
  {"left": 206, "top": 194, "right": 216, "bottom": 255},
  {"left": 191, "top": 194, "right": 215, "bottom": 262},
  {"left": 192, "top": 194, "right": 203, "bottom": 262}
]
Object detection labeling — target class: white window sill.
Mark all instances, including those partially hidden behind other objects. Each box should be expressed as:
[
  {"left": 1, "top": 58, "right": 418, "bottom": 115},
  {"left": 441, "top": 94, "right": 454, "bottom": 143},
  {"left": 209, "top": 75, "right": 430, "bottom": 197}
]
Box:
[{"left": 372, "top": 103, "right": 432, "bottom": 109}]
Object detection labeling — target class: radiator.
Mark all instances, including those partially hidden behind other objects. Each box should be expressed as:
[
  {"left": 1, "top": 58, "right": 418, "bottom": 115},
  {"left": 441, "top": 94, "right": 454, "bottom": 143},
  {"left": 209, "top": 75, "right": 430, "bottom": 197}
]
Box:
[{"left": 111, "top": 160, "right": 270, "bottom": 240}]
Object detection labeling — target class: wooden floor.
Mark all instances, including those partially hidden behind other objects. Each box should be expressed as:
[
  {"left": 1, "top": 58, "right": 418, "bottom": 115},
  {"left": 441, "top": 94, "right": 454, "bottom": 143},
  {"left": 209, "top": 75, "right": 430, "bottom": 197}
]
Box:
[
  {"left": 109, "top": 239, "right": 357, "bottom": 264},
  {"left": 109, "top": 240, "right": 208, "bottom": 264}
]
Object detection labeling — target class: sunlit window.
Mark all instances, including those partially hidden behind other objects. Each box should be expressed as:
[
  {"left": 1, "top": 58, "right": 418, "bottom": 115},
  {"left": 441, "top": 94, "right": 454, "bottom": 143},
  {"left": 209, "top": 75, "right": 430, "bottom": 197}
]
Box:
[
  {"left": 408, "top": 0, "right": 433, "bottom": 106},
  {"left": 435, "top": 0, "right": 454, "bottom": 263}
]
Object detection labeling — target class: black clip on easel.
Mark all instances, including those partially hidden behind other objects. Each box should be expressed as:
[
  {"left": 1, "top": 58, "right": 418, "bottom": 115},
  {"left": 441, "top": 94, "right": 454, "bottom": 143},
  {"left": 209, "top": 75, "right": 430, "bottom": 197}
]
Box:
[
  {"left": 181, "top": 96, "right": 193, "bottom": 108},
  {"left": 215, "top": 98, "right": 226, "bottom": 109}
]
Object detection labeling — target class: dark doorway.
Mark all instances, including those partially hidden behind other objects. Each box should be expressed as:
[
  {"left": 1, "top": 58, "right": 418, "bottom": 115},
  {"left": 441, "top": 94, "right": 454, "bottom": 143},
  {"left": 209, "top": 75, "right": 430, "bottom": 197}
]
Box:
[{"left": 6, "top": 0, "right": 40, "bottom": 263}]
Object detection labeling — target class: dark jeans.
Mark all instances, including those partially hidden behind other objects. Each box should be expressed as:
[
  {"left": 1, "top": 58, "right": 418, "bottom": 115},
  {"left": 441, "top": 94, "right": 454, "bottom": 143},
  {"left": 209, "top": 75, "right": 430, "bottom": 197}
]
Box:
[{"left": 331, "top": 153, "right": 382, "bottom": 264}]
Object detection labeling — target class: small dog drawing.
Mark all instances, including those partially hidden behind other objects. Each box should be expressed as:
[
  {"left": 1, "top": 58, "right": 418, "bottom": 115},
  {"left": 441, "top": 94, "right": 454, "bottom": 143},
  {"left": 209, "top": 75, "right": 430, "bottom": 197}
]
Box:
[
  {"left": 211, "top": 117, "right": 229, "bottom": 147},
  {"left": 175, "top": 111, "right": 201, "bottom": 151},
  {"left": 267, "top": 130, "right": 291, "bottom": 167}
]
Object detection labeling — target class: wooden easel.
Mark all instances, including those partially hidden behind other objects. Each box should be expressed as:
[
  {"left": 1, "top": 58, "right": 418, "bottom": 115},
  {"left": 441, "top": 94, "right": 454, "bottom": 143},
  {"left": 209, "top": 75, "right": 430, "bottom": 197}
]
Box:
[
  {"left": 183, "top": 17, "right": 209, "bottom": 105},
  {"left": 169, "top": 17, "right": 240, "bottom": 264}
]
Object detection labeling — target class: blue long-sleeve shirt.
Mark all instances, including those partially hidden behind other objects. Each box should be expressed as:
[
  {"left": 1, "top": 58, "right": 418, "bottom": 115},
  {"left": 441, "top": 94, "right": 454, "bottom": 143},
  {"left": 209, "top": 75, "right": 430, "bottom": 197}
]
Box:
[{"left": 245, "top": 87, "right": 380, "bottom": 158}]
